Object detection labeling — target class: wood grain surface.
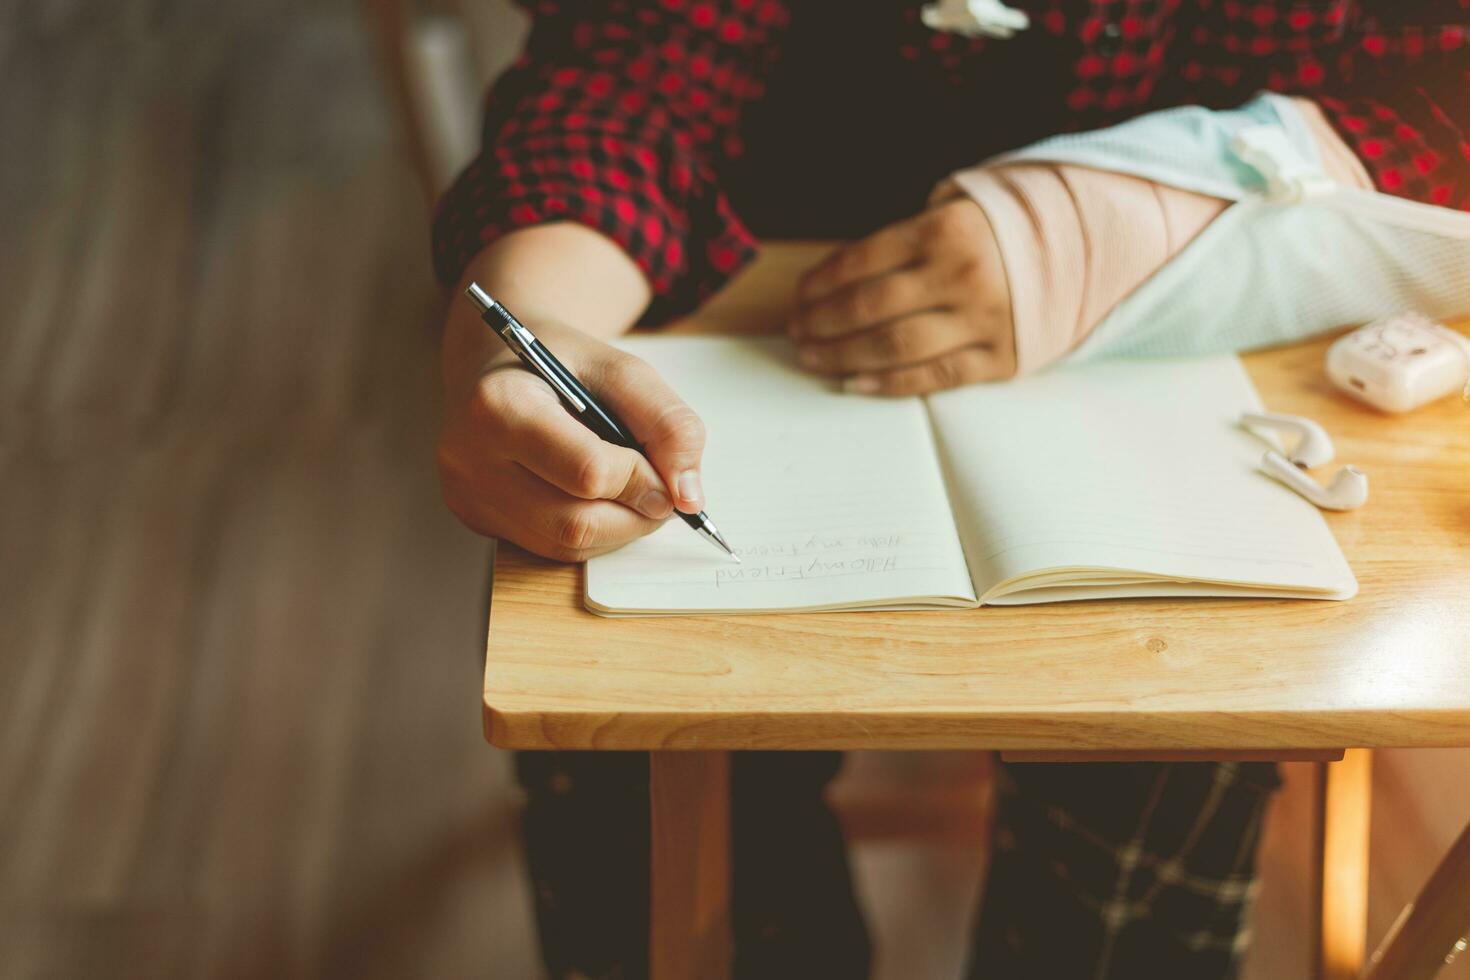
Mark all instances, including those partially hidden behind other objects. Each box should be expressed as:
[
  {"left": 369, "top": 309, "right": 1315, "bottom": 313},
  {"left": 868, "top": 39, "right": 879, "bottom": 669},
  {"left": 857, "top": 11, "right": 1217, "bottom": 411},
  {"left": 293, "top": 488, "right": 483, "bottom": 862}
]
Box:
[{"left": 486, "top": 245, "right": 1470, "bottom": 752}]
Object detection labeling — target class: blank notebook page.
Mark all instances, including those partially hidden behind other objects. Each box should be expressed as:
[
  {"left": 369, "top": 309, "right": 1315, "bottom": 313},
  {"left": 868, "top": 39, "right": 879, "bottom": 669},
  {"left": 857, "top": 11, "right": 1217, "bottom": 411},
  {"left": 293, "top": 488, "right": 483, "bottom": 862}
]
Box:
[
  {"left": 925, "top": 355, "right": 1357, "bottom": 603},
  {"left": 585, "top": 337, "right": 976, "bottom": 614}
]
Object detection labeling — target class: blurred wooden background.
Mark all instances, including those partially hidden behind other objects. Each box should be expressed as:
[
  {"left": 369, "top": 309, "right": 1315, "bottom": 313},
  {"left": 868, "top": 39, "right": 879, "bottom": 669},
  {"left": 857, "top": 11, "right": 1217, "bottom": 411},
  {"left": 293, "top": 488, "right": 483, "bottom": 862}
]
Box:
[{"left": 1, "top": 1, "right": 1466, "bottom": 977}]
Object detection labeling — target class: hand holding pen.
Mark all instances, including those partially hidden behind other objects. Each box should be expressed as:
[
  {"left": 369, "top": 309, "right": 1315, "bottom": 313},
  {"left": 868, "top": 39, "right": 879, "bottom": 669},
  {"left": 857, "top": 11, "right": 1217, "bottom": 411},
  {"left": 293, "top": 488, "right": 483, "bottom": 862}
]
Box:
[{"left": 436, "top": 281, "right": 736, "bottom": 562}]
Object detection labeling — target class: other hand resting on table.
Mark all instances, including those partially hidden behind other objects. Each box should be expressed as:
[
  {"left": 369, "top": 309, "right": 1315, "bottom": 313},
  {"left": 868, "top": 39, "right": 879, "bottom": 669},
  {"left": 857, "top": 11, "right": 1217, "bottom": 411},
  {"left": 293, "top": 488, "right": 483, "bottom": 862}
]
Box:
[{"left": 787, "top": 100, "right": 1370, "bottom": 396}]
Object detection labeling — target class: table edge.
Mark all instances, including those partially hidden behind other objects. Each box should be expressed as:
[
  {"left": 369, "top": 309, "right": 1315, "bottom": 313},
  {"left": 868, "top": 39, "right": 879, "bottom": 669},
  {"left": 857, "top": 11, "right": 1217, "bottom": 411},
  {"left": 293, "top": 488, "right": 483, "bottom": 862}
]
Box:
[{"left": 483, "top": 701, "right": 1470, "bottom": 751}]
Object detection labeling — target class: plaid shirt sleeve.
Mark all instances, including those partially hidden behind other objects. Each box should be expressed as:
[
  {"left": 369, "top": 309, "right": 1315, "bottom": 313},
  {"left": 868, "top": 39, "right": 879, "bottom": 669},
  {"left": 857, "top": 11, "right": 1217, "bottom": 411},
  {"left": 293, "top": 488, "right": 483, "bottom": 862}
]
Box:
[
  {"left": 430, "top": 0, "right": 787, "bottom": 323},
  {"left": 1168, "top": 0, "right": 1470, "bottom": 210}
]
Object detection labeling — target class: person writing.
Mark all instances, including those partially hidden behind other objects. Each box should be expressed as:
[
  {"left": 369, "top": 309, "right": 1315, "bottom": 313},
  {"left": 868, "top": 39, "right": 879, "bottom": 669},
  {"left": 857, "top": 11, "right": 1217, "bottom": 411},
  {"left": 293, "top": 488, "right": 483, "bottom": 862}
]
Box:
[{"left": 432, "top": 2, "right": 1470, "bottom": 976}]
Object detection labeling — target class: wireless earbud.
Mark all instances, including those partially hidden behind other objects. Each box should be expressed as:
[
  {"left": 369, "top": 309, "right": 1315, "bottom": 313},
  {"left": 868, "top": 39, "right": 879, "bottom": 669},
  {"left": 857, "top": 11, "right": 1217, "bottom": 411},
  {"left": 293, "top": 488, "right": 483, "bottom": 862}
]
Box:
[
  {"left": 1239, "top": 412, "right": 1336, "bottom": 468},
  {"left": 1241, "top": 412, "right": 1367, "bottom": 511},
  {"left": 1259, "top": 451, "right": 1368, "bottom": 511}
]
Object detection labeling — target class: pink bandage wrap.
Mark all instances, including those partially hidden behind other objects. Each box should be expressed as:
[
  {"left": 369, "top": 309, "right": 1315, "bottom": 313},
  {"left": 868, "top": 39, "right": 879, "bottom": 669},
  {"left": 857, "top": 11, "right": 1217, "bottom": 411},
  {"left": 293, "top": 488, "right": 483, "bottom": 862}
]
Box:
[{"left": 940, "top": 99, "right": 1373, "bottom": 375}]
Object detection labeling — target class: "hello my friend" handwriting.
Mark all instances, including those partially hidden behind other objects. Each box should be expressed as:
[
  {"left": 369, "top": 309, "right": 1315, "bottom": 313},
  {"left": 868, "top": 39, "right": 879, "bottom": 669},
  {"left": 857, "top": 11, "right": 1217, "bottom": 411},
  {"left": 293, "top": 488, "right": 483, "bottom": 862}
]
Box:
[{"left": 714, "top": 554, "right": 899, "bottom": 586}]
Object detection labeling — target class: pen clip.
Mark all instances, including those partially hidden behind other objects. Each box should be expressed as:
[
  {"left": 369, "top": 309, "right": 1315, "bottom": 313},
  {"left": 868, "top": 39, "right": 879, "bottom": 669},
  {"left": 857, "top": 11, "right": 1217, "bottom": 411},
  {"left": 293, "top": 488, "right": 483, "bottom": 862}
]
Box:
[
  {"left": 504, "top": 326, "right": 587, "bottom": 412},
  {"left": 465, "top": 283, "right": 590, "bottom": 415}
]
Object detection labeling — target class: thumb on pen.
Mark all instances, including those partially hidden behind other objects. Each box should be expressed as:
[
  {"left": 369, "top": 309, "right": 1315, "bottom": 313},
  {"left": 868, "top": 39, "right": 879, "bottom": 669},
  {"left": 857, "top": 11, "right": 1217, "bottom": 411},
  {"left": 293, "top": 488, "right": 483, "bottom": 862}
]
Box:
[{"left": 592, "top": 352, "right": 707, "bottom": 513}]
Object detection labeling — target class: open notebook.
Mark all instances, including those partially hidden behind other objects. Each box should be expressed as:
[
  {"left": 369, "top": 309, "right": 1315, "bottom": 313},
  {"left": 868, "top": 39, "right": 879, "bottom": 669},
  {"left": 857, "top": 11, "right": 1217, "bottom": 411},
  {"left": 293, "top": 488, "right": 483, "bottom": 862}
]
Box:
[{"left": 585, "top": 337, "right": 1356, "bottom": 616}]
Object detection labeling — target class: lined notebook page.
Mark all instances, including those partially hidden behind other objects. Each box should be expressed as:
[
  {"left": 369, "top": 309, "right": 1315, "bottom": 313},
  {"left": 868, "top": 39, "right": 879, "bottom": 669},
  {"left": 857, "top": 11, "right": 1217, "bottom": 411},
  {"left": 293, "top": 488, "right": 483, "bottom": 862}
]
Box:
[
  {"left": 924, "top": 356, "right": 1357, "bottom": 603},
  {"left": 585, "top": 337, "right": 976, "bottom": 615}
]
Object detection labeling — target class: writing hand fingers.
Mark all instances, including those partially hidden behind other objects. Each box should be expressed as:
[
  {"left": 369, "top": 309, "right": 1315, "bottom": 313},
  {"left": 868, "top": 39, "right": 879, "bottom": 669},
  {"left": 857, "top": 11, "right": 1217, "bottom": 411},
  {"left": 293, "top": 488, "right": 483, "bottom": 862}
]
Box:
[
  {"left": 471, "top": 367, "right": 672, "bottom": 519},
  {"left": 514, "top": 413, "right": 674, "bottom": 519},
  {"left": 452, "top": 461, "right": 667, "bottom": 562},
  {"left": 586, "top": 352, "right": 708, "bottom": 513}
]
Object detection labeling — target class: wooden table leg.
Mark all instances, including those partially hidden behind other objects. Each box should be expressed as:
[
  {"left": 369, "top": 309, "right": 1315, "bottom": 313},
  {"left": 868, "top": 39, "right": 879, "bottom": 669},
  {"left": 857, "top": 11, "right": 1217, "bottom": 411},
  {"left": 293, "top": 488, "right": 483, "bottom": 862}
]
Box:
[
  {"left": 1314, "top": 749, "right": 1373, "bottom": 980},
  {"left": 1361, "top": 817, "right": 1470, "bottom": 980},
  {"left": 650, "top": 751, "right": 732, "bottom": 980}
]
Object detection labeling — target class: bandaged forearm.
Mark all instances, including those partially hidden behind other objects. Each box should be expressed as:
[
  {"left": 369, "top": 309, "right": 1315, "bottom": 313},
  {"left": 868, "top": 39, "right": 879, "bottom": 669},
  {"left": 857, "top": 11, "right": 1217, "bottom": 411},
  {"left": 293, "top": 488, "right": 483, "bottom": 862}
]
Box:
[
  {"left": 942, "top": 95, "right": 1467, "bottom": 373},
  {"left": 939, "top": 165, "right": 1228, "bottom": 375}
]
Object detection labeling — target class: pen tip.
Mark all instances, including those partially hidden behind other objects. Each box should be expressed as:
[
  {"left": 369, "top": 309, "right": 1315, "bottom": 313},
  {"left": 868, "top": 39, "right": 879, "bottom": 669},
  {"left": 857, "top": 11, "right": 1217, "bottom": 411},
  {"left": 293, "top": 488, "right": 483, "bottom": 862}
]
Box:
[
  {"left": 702, "top": 521, "right": 738, "bottom": 562},
  {"left": 731, "top": 553, "right": 742, "bottom": 563}
]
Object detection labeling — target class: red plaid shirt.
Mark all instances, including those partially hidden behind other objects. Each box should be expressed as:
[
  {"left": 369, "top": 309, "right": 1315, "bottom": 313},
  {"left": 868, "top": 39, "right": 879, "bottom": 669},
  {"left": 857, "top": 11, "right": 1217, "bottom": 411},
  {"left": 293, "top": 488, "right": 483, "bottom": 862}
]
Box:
[{"left": 433, "top": 0, "right": 1470, "bottom": 322}]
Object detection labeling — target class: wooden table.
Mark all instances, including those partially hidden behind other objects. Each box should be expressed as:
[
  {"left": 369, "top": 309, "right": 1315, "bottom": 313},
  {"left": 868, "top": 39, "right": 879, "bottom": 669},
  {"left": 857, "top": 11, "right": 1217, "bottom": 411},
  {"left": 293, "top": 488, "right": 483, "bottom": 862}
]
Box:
[{"left": 483, "top": 245, "right": 1470, "bottom": 980}]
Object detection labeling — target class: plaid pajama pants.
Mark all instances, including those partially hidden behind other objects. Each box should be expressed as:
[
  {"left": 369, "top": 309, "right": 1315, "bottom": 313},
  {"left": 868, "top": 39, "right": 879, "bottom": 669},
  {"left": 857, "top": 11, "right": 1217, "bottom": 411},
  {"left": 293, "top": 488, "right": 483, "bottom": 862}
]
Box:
[{"left": 515, "top": 751, "right": 1280, "bottom": 980}]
